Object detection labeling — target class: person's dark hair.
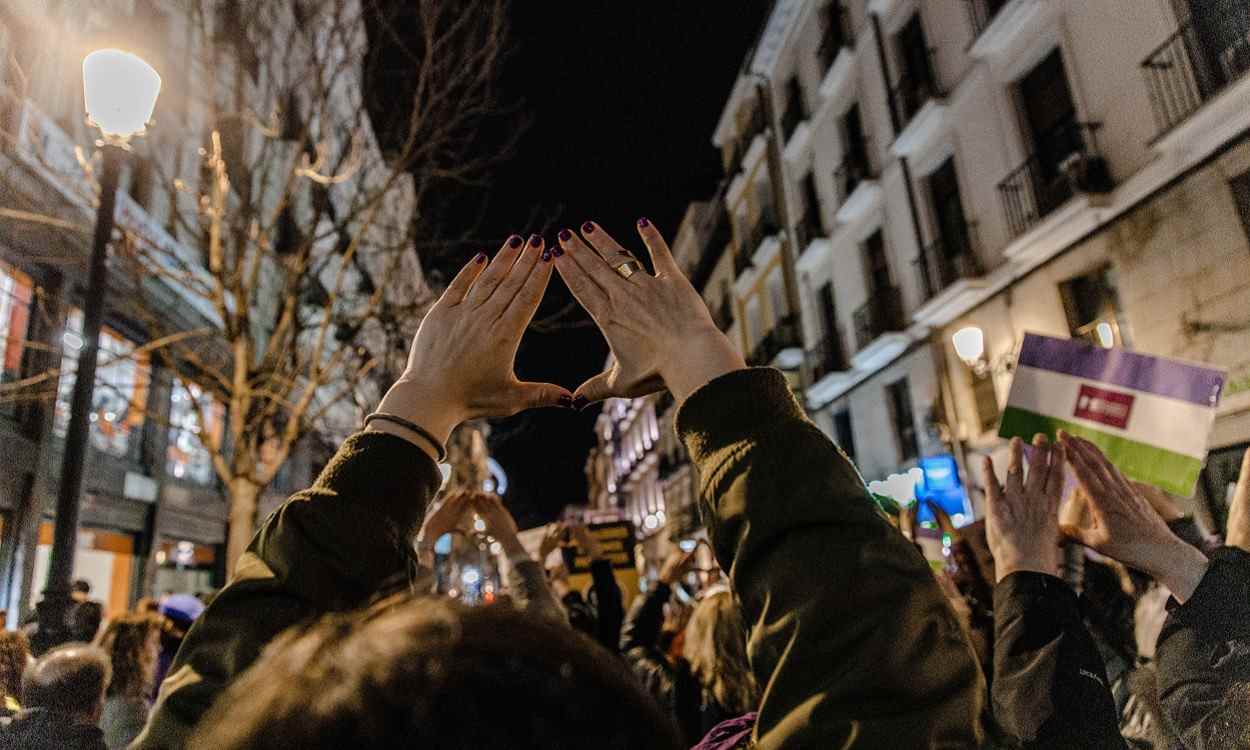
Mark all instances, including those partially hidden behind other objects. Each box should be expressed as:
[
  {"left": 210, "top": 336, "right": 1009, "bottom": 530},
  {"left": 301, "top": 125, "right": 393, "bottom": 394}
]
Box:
[
  {"left": 95, "top": 614, "right": 159, "bottom": 699},
  {"left": 22, "top": 643, "right": 111, "bottom": 716},
  {"left": 190, "top": 597, "right": 682, "bottom": 750},
  {"left": 72, "top": 579, "right": 92, "bottom": 595},
  {"left": 0, "top": 630, "right": 31, "bottom": 700},
  {"left": 68, "top": 600, "right": 104, "bottom": 643}
]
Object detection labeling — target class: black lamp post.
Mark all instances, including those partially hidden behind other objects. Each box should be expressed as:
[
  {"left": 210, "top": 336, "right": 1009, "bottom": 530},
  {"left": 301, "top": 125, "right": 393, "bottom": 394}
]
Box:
[{"left": 33, "top": 49, "right": 160, "bottom": 652}]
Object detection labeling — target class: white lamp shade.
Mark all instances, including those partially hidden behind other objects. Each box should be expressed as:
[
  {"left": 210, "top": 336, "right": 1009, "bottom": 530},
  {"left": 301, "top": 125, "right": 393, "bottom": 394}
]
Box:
[
  {"left": 83, "top": 49, "right": 161, "bottom": 139},
  {"left": 951, "top": 326, "right": 985, "bottom": 364}
]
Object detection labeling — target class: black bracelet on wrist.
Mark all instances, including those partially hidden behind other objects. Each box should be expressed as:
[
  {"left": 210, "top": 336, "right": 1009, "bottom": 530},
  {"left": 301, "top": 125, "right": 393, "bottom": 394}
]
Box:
[{"left": 363, "top": 411, "right": 447, "bottom": 462}]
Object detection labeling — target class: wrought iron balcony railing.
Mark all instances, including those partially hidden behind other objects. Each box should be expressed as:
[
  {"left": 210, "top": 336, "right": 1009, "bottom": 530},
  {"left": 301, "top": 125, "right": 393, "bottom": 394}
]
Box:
[
  {"left": 733, "top": 216, "right": 778, "bottom": 275},
  {"left": 852, "top": 287, "right": 905, "bottom": 351},
  {"left": 913, "top": 231, "right": 983, "bottom": 301},
  {"left": 795, "top": 209, "right": 825, "bottom": 251},
  {"left": 996, "top": 120, "right": 1111, "bottom": 239},
  {"left": 1141, "top": 10, "right": 1250, "bottom": 137}
]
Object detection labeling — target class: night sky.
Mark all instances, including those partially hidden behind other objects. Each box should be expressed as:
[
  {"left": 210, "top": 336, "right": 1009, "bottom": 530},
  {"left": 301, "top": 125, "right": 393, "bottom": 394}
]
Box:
[{"left": 475, "top": 3, "right": 769, "bottom": 528}]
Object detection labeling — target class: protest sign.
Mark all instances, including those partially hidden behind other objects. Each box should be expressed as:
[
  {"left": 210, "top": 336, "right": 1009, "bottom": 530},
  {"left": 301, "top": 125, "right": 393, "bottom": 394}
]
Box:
[{"left": 1000, "top": 333, "right": 1225, "bottom": 496}]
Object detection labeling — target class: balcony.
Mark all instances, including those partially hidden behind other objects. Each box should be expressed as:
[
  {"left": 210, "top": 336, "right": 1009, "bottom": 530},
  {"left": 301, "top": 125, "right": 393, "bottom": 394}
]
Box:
[
  {"left": 725, "top": 105, "right": 766, "bottom": 176},
  {"left": 733, "top": 216, "right": 778, "bottom": 276},
  {"left": 852, "top": 287, "right": 905, "bottom": 352},
  {"left": 748, "top": 315, "right": 802, "bottom": 368},
  {"left": 816, "top": 4, "right": 854, "bottom": 74},
  {"left": 834, "top": 151, "right": 874, "bottom": 204},
  {"left": 965, "top": 0, "right": 1012, "bottom": 41},
  {"left": 996, "top": 121, "right": 1111, "bottom": 239},
  {"left": 688, "top": 208, "right": 732, "bottom": 293},
  {"left": 795, "top": 209, "right": 825, "bottom": 252},
  {"left": 913, "top": 233, "right": 983, "bottom": 302},
  {"left": 780, "top": 88, "right": 806, "bottom": 145},
  {"left": 888, "top": 63, "right": 944, "bottom": 133},
  {"left": 1141, "top": 12, "right": 1250, "bottom": 138},
  {"left": 807, "top": 329, "right": 850, "bottom": 385}
]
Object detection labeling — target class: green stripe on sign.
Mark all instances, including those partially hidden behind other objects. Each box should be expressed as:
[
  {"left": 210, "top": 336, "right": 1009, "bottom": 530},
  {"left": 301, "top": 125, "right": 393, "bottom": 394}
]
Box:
[{"left": 999, "top": 407, "right": 1202, "bottom": 497}]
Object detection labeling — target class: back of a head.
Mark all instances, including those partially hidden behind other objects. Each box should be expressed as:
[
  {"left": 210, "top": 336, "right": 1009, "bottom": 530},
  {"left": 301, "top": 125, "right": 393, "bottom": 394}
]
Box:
[
  {"left": 192, "top": 598, "right": 682, "bottom": 750},
  {"left": 22, "top": 643, "right": 111, "bottom": 716},
  {"left": 0, "top": 630, "right": 30, "bottom": 700},
  {"left": 68, "top": 600, "right": 104, "bottom": 643},
  {"left": 95, "top": 614, "right": 158, "bottom": 698},
  {"left": 684, "top": 591, "right": 757, "bottom": 716}
]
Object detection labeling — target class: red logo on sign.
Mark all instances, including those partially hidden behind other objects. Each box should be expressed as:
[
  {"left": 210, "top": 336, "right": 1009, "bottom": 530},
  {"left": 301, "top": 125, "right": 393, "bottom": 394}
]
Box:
[{"left": 1074, "top": 385, "right": 1135, "bottom": 429}]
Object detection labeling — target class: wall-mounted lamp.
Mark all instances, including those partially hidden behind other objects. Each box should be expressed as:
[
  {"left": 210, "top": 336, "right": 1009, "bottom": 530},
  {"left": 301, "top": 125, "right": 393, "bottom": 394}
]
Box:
[{"left": 951, "top": 326, "right": 1015, "bottom": 378}]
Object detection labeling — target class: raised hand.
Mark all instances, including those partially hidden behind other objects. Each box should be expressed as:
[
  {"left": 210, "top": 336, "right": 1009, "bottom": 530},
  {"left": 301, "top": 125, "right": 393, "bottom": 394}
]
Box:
[
  {"left": 566, "top": 522, "right": 604, "bottom": 561},
  {"left": 416, "top": 492, "right": 474, "bottom": 567},
  {"left": 981, "top": 435, "right": 1066, "bottom": 582},
  {"left": 369, "top": 234, "right": 571, "bottom": 459},
  {"left": 553, "top": 219, "right": 745, "bottom": 406},
  {"left": 1226, "top": 449, "right": 1250, "bottom": 552},
  {"left": 657, "top": 548, "right": 697, "bottom": 586},
  {"left": 471, "top": 493, "right": 526, "bottom": 559},
  {"left": 1058, "top": 432, "right": 1209, "bottom": 602}
]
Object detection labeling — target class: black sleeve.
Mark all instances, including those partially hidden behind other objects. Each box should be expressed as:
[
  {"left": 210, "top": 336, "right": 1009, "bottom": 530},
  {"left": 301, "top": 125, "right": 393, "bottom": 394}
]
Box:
[
  {"left": 588, "top": 558, "right": 624, "bottom": 653},
  {"left": 992, "top": 571, "right": 1127, "bottom": 749},
  {"left": 1156, "top": 546, "right": 1250, "bottom": 750},
  {"left": 620, "top": 582, "right": 671, "bottom": 653}
]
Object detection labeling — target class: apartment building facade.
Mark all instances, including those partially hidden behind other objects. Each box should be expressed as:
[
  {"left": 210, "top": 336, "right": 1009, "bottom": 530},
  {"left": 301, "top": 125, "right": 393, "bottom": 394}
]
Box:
[
  {"left": 0, "top": 0, "right": 419, "bottom": 622},
  {"left": 591, "top": 0, "right": 1250, "bottom": 570}
]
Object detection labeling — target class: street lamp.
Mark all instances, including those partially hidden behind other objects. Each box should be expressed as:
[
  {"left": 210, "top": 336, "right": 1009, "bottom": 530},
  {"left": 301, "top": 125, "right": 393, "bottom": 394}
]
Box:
[
  {"left": 36, "top": 49, "right": 160, "bottom": 652},
  {"left": 951, "top": 325, "right": 1016, "bottom": 378}
]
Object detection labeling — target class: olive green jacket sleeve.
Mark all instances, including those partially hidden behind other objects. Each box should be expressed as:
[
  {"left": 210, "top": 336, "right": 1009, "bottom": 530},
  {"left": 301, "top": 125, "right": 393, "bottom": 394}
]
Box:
[
  {"left": 131, "top": 431, "right": 442, "bottom": 750},
  {"left": 675, "top": 368, "right": 984, "bottom": 749}
]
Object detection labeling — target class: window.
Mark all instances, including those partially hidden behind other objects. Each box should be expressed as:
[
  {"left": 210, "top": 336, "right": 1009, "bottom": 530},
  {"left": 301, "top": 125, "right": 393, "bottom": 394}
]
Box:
[
  {"left": 1016, "top": 50, "right": 1080, "bottom": 180},
  {"left": 54, "top": 311, "right": 149, "bottom": 458},
  {"left": 837, "top": 104, "right": 871, "bottom": 200},
  {"left": 1230, "top": 169, "right": 1250, "bottom": 241},
  {"left": 1059, "top": 265, "right": 1130, "bottom": 348},
  {"left": 892, "top": 15, "right": 938, "bottom": 125},
  {"left": 745, "top": 297, "right": 764, "bottom": 349},
  {"left": 863, "top": 230, "right": 891, "bottom": 296},
  {"left": 971, "top": 370, "right": 1000, "bottom": 435},
  {"left": 887, "top": 378, "right": 919, "bottom": 461},
  {"left": 781, "top": 76, "right": 806, "bottom": 141},
  {"left": 166, "top": 378, "right": 224, "bottom": 484},
  {"left": 817, "top": 3, "right": 849, "bottom": 72},
  {"left": 0, "top": 263, "right": 34, "bottom": 394},
  {"left": 834, "top": 409, "right": 856, "bottom": 463}
]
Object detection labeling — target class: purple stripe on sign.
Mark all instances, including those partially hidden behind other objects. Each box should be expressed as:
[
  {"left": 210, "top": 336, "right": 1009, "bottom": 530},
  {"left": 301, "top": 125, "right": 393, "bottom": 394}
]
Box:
[{"left": 1017, "top": 333, "right": 1225, "bottom": 407}]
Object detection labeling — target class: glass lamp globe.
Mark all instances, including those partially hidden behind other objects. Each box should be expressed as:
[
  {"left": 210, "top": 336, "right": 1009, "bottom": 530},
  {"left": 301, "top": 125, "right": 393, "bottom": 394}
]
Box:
[
  {"left": 951, "top": 326, "right": 985, "bottom": 366},
  {"left": 82, "top": 49, "right": 161, "bottom": 141}
]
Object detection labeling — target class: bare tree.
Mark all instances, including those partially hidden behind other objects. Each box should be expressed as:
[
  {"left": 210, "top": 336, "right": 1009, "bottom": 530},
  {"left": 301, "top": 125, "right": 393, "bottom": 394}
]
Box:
[{"left": 0, "top": 0, "right": 520, "bottom": 573}]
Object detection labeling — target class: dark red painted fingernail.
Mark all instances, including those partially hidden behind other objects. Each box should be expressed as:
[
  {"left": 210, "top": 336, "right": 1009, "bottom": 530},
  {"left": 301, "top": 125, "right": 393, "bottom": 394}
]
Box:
[
  {"left": 528, "top": 234, "right": 543, "bottom": 247},
  {"left": 552, "top": 244, "right": 564, "bottom": 257},
  {"left": 541, "top": 248, "right": 552, "bottom": 262},
  {"left": 474, "top": 252, "right": 487, "bottom": 263},
  {"left": 508, "top": 235, "right": 523, "bottom": 249},
  {"left": 558, "top": 394, "right": 573, "bottom": 408},
  {"left": 572, "top": 396, "right": 589, "bottom": 411},
  {"left": 559, "top": 228, "right": 572, "bottom": 241},
  {"left": 637, "top": 217, "right": 650, "bottom": 228},
  {"left": 581, "top": 221, "right": 595, "bottom": 234}
]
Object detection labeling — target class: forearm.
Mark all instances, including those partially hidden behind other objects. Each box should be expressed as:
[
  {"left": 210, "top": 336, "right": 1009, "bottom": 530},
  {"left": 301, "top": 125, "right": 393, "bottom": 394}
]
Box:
[
  {"left": 589, "top": 559, "right": 624, "bottom": 652},
  {"left": 506, "top": 557, "right": 566, "bottom": 624},
  {"left": 134, "top": 432, "right": 440, "bottom": 748},
  {"left": 620, "top": 582, "right": 670, "bottom": 652},
  {"left": 677, "top": 368, "right": 981, "bottom": 748},
  {"left": 991, "top": 572, "right": 1125, "bottom": 748},
  {"left": 1156, "top": 546, "right": 1250, "bottom": 749}
]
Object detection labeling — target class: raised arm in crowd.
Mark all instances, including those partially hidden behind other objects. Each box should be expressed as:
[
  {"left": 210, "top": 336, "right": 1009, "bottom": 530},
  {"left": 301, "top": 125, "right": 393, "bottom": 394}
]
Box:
[
  {"left": 131, "top": 220, "right": 985, "bottom": 749},
  {"left": 985, "top": 431, "right": 1250, "bottom": 750}
]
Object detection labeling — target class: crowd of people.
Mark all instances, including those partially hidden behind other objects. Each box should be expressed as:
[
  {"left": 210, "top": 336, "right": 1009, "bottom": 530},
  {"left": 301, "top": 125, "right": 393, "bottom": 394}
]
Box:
[{"left": 0, "top": 221, "right": 1247, "bottom": 748}]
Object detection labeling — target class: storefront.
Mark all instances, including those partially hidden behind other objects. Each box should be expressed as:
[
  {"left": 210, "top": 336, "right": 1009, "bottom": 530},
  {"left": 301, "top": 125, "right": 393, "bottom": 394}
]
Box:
[{"left": 29, "top": 521, "right": 137, "bottom": 619}]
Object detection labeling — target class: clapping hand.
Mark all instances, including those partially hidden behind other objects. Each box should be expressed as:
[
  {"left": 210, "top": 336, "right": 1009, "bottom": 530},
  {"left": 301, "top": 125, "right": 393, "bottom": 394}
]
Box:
[
  {"left": 981, "top": 435, "right": 1066, "bottom": 582},
  {"left": 1058, "top": 432, "right": 1209, "bottom": 602}
]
